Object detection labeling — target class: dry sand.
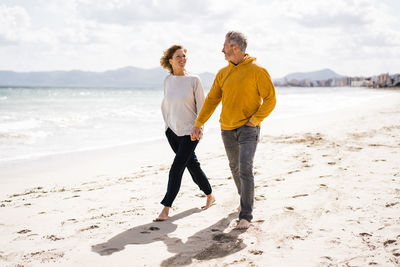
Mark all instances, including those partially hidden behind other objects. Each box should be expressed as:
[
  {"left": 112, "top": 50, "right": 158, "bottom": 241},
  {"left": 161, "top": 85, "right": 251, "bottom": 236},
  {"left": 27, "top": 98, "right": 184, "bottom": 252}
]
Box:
[{"left": 1, "top": 92, "right": 400, "bottom": 266}]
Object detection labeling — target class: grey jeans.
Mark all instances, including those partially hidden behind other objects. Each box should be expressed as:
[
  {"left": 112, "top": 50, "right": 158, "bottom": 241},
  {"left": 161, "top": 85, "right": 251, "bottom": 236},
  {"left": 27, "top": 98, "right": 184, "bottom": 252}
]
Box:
[{"left": 221, "top": 125, "right": 260, "bottom": 222}]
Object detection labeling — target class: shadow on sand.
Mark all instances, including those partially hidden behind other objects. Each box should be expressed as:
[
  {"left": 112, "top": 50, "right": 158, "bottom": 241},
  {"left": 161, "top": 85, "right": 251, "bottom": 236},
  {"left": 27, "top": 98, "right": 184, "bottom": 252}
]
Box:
[{"left": 92, "top": 208, "right": 246, "bottom": 265}]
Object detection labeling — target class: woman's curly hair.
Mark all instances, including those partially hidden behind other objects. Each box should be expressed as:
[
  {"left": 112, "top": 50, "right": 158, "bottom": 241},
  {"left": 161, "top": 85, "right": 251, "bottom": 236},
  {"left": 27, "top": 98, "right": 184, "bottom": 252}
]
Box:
[{"left": 160, "top": 44, "right": 187, "bottom": 74}]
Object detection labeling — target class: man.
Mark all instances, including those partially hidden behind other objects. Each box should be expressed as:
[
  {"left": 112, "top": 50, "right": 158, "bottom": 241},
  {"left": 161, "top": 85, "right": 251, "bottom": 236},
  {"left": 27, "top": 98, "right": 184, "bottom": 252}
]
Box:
[{"left": 191, "top": 31, "right": 276, "bottom": 229}]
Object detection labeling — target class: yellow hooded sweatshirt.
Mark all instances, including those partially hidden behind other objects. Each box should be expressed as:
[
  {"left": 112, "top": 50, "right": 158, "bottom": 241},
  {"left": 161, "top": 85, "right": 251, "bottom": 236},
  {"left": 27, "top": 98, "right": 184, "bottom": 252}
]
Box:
[{"left": 194, "top": 55, "right": 276, "bottom": 130}]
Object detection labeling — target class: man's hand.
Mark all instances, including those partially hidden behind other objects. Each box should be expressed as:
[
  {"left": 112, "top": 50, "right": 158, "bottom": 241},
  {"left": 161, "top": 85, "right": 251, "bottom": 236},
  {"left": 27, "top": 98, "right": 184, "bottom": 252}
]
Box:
[
  {"left": 245, "top": 121, "right": 256, "bottom": 127},
  {"left": 190, "top": 126, "right": 202, "bottom": 141}
]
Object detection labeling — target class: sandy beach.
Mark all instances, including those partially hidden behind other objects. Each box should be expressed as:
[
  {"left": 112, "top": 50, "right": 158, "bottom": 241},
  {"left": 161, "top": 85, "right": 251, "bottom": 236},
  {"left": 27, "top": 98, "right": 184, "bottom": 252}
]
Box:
[{"left": 1, "top": 91, "right": 400, "bottom": 266}]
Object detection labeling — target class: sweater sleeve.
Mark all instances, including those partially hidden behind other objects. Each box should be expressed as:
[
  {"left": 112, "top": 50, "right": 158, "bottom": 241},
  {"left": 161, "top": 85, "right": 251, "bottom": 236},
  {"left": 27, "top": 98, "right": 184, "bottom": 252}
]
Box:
[
  {"left": 194, "top": 74, "right": 222, "bottom": 128},
  {"left": 248, "top": 68, "right": 277, "bottom": 126},
  {"left": 194, "top": 77, "right": 205, "bottom": 115},
  {"left": 161, "top": 75, "right": 169, "bottom": 128}
]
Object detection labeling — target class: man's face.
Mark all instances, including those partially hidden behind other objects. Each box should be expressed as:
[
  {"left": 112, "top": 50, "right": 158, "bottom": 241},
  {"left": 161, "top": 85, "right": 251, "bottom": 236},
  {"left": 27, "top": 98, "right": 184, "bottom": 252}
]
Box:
[{"left": 222, "top": 38, "right": 234, "bottom": 61}]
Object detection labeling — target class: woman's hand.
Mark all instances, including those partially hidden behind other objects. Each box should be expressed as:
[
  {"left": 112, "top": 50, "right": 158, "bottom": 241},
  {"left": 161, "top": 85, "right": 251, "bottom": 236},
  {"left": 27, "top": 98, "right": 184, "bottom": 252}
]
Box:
[{"left": 190, "top": 126, "right": 202, "bottom": 141}]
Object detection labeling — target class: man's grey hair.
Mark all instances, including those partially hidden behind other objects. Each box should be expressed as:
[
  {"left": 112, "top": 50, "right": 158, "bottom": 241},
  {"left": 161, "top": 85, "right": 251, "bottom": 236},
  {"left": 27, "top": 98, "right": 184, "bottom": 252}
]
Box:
[{"left": 225, "top": 31, "right": 247, "bottom": 53}]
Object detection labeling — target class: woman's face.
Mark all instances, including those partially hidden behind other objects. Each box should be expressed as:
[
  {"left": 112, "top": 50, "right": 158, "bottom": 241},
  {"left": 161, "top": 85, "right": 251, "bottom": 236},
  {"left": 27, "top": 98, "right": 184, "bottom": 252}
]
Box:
[{"left": 169, "top": 49, "right": 187, "bottom": 72}]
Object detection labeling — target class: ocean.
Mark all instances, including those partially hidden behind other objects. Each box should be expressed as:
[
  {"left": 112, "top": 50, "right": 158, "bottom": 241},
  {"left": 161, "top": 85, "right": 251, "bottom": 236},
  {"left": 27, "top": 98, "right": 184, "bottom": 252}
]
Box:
[{"left": 0, "top": 86, "right": 394, "bottom": 163}]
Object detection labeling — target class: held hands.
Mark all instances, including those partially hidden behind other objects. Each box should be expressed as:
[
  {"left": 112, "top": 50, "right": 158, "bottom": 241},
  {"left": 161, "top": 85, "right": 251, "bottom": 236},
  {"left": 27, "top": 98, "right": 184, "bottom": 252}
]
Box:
[
  {"left": 190, "top": 126, "right": 202, "bottom": 141},
  {"left": 190, "top": 122, "right": 254, "bottom": 141}
]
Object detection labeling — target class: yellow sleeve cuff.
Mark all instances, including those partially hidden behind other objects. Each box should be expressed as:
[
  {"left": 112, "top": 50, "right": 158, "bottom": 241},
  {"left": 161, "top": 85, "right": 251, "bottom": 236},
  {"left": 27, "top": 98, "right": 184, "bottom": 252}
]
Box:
[
  {"left": 194, "top": 121, "right": 204, "bottom": 128},
  {"left": 249, "top": 117, "right": 259, "bottom": 126}
]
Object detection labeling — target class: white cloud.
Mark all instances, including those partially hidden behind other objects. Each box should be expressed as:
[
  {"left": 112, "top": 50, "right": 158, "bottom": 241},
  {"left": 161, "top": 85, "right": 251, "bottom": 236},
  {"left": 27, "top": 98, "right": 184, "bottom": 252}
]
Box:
[
  {"left": 74, "top": 0, "right": 226, "bottom": 25},
  {"left": 0, "top": 4, "right": 30, "bottom": 44},
  {"left": 0, "top": 3, "right": 60, "bottom": 47}
]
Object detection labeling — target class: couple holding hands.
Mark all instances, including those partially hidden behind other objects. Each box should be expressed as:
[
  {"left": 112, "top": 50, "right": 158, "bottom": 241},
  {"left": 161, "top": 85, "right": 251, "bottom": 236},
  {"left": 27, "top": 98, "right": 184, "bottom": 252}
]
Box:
[{"left": 156, "top": 31, "right": 276, "bottom": 229}]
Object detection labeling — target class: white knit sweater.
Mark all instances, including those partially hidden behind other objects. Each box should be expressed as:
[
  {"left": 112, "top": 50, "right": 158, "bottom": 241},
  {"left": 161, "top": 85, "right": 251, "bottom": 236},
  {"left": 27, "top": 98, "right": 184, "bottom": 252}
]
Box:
[{"left": 161, "top": 74, "right": 205, "bottom": 136}]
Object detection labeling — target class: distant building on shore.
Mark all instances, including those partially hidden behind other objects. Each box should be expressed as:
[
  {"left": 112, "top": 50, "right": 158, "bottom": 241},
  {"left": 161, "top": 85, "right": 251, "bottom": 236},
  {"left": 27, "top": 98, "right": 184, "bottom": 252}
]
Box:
[{"left": 274, "top": 73, "right": 400, "bottom": 88}]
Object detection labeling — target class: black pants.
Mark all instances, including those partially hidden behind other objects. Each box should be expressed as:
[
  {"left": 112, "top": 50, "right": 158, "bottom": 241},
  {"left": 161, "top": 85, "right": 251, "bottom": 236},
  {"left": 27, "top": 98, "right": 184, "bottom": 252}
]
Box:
[{"left": 161, "top": 128, "right": 212, "bottom": 207}]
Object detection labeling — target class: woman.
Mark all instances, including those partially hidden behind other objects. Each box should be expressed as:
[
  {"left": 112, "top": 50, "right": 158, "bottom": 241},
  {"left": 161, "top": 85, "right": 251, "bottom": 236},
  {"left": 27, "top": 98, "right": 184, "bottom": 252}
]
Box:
[{"left": 155, "top": 45, "right": 215, "bottom": 221}]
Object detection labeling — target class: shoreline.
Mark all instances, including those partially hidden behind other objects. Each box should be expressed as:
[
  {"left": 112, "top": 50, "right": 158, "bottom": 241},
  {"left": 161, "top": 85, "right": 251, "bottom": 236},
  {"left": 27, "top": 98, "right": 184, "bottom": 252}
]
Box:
[{"left": 0, "top": 136, "right": 168, "bottom": 164}]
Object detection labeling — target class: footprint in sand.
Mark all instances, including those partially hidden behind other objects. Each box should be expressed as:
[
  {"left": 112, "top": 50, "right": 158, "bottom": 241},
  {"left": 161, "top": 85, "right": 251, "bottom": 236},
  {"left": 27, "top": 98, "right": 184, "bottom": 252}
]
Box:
[
  {"left": 383, "top": 238, "right": 400, "bottom": 257},
  {"left": 140, "top": 226, "right": 160, "bottom": 234},
  {"left": 347, "top": 146, "right": 363, "bottom": 151},
  {"left": 292, "top": 194, "right": 309, "bottom": 198},
  {"left": 63, "top": 195, "right": 80, "bottom": 200},
  {"left": 289, "top": 235, "right": 304, "bottom": 240},
  {"left": 320, "top": 256, "right": 333, "bottom": 262},
  {"left": 61, "top": 218, "right": 77, "bottom": 226},
  {"left": 194, "top": 234, "right": 244, "bottom": 260},
  {"left": 383, "top": 239, "right": 396, "bottom": 247},
  {"left": 249, "top": 249, "right": 263, "bottom": 255},
  {"left": 255, "top": 194, "right": 266, "bottom": 201},
  {"left": 359, "top": 232, "right": 372, "bottom": 237},
  {"left": 212, "top": 233, "right": 236, "bottom": 243},
  {"left": 23, "top": 249, "right": 65, "bottom": 263},
  {"left": 79, "top": 225, "right": 99, "bottom": 232},
  {"left": 44, "top": 235, "right": 64, "bottom": 241},
  {"left": 17, "top": 229, "right": 31, "bottom": 234},
  {"left": 385, "top": 202, "right": 399, "bottom": 208}
]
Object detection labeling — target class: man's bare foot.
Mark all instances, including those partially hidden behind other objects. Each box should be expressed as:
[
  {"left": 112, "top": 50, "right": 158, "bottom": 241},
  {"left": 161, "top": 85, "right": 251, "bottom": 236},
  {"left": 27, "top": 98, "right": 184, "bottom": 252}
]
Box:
[
  {"left": 202, "top": 194, "right": 216, "bottom": 210},
  {"left": 154, "top": 206, "right": 170, "bottom": 221},
  {"left": 236, "top": 219, "right": 251, "bottom": 229}
]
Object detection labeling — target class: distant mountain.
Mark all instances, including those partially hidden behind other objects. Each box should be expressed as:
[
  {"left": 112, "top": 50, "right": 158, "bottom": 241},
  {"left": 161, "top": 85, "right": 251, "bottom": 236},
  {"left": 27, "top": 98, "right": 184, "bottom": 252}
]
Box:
[
  {"left": 0, "top": 67, "right": 215, "bottom": 89},
  {"left": 0, "top": 67, "right": 344, "bottom": 88},
  {"left": 197, "top": 72, "right": 215, "bottom": 89},
  {"left": 276, "top": 68, "right": 344, "bottom": 82}
]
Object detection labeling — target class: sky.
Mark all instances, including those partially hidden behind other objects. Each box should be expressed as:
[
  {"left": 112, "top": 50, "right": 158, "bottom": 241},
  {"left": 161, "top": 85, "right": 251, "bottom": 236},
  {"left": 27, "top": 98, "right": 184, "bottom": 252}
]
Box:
[{"left": 0, "top": 0, "right": 399, "bottom": 78}]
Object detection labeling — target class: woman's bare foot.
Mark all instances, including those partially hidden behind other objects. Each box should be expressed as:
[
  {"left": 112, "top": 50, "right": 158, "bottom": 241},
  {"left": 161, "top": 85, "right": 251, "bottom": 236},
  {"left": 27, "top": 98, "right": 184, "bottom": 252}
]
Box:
[
  {"left": 154, "top": 206, "right": 170, "bottom": 221},
  {"left": 236, "top": 219, "right": 250, "bottom": 229},
  {"left": 202, "top": 194, "right": 216, "bottom": 210}
]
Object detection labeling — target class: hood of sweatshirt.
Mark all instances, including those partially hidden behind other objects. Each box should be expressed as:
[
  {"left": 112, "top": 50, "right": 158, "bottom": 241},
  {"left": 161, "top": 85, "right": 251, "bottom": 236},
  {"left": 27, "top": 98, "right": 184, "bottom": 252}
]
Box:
[{"left": 228, "top": 54, "right": 256, "bottom": 68}]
